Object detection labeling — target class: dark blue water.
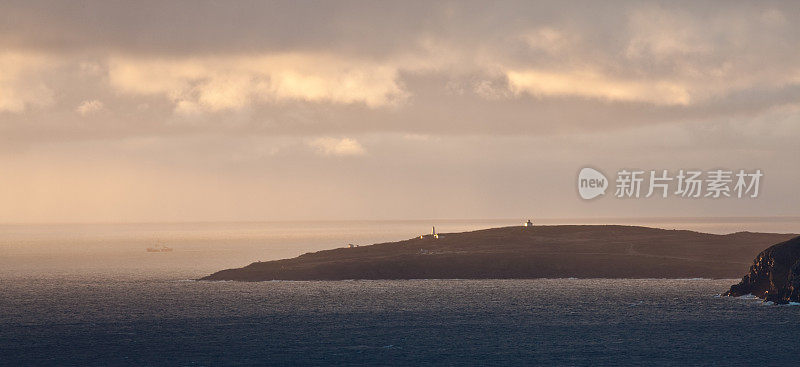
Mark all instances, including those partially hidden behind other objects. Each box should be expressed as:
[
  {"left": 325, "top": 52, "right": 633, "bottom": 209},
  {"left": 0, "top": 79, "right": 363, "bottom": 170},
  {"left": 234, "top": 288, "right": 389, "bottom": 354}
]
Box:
[
  {"left": 3, "top": 222, "right": 799, "bottom": 366},
  {"left": 1, "top": 278, "right": 797, "bottom": 366}
]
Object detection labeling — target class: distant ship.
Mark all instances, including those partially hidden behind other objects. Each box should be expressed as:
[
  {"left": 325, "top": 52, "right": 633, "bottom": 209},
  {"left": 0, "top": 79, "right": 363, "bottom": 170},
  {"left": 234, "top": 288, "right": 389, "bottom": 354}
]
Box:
[{"left": 146, "top": 245, "right": 173, "bottom": 252}]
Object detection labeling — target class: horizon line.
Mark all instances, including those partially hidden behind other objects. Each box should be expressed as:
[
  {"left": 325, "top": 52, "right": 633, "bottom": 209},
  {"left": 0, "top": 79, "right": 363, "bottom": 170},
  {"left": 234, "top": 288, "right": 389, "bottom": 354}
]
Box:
[{"left": 0, "top": 216, "right": 799, "bottom": 226}]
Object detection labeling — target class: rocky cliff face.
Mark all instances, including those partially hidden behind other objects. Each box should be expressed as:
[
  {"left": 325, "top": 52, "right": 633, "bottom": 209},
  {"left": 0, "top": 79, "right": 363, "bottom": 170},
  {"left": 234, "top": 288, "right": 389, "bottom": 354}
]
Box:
[{"left": 725, "top": 236, "right": 800, "bottom": 304}]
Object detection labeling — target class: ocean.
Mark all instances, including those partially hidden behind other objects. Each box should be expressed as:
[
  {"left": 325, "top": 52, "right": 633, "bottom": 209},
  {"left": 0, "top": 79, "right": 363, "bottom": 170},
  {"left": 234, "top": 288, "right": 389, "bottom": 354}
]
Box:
[{"left": 2, "top": 219, "right": 799, "bottom": 366}]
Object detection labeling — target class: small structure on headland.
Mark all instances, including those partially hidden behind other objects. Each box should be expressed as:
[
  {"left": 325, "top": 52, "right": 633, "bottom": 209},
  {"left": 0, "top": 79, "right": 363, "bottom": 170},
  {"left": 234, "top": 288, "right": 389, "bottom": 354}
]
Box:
[
  {"left": 524, "top": 219, "right": 534, "bottom": 227},
  {"left": 419, "top": 226, "right": 440, "bottom": 239}
]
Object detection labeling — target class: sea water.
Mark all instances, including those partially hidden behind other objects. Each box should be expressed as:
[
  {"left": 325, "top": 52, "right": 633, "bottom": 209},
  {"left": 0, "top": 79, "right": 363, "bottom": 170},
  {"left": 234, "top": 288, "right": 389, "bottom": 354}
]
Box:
[{"left": 1, "top": 220, "right": 799, "bottom": 366}]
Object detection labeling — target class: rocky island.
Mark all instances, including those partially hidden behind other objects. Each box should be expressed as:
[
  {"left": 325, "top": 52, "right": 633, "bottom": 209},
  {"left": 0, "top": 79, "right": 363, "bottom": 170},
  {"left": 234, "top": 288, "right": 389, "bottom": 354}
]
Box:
[
  {"left": 724, "top": 236, "right": 800, "bottom": 304},
  {"left": 201, "top": 225, "right": 797, "bottom": 281}
]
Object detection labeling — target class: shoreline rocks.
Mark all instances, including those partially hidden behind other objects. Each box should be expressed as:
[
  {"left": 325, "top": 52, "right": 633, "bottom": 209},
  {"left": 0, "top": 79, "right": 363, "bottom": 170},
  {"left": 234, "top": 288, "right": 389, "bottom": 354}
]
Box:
[{"left": 724, "top": 236, "right": 800, "bottom": 304}]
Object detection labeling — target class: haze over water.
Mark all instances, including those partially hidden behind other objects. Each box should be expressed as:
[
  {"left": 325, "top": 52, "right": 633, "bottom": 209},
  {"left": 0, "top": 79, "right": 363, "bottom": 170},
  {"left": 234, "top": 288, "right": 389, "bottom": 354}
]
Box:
[{"left": 2, "top": 218, "right": 797, "bottom": 281}]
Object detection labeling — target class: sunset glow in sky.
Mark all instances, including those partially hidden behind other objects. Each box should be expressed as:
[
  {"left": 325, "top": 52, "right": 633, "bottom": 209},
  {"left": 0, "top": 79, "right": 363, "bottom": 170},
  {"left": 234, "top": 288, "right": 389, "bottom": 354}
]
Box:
[{"left": 1, "top": 1, "right": 799, "bottom": 222}]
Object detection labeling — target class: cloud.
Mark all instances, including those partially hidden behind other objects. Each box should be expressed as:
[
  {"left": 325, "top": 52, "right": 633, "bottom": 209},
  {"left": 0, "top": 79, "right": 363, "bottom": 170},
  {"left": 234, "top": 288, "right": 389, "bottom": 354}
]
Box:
[
  {"left": 108, "top": 53, "right": 407, "bottom": 113},
  {"left": 520, "top": 27, "right": 576, "bottom": 55},
  {"left": 507, "top": 69, "right": 691, "bottom": 105},
  {"left": 0, "top": 52, "right": 55, "bottom": 113},
  {"left": 624, "top": 6, "right": 709, "bottom": 60},
  {"left": 75, "top": 99, "right": 104, "bottom": 115},
  {"left": 308, "top": 137, "right": 366, "bottom": 156},
  {"left": 2, "top": 1, "right": 800, "bottom": 222},
  {"left": 1, "top": 1, "right": 800, "bottom": 140}
]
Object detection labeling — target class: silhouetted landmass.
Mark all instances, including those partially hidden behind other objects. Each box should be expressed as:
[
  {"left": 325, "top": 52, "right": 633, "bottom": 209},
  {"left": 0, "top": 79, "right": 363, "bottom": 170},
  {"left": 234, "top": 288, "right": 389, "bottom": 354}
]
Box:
[
  {"left": 201, "top": 225, "right": 797, "bottom": 281},
  {"left": 724, "top": 236, "right": 800, "bottom": 304}
]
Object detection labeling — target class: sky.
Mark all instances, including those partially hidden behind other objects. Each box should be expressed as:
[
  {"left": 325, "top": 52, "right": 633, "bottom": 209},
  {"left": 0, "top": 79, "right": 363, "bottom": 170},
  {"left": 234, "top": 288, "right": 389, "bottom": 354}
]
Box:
[{"left": 1, "top": 0, "right": 799, "bottom": 223}]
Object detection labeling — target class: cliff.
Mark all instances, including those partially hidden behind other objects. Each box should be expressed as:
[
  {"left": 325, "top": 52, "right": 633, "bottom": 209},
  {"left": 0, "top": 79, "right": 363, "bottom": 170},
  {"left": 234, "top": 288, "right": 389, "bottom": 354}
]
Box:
[
  {"left": 724, "top": 236, "right": 800, "bottom": 304},
  {"left": 201, "top": 225, "right": 797, "bottom": 281}
]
